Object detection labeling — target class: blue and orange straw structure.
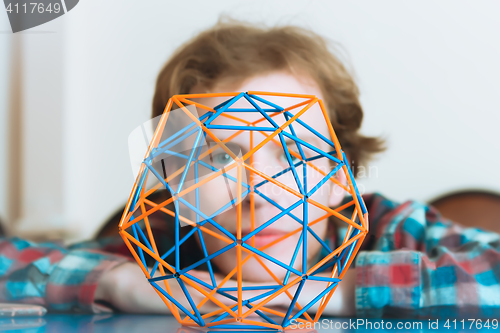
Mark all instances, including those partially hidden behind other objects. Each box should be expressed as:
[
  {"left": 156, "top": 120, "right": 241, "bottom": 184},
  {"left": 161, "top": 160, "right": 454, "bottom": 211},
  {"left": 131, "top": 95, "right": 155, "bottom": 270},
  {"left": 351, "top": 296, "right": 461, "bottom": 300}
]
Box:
[{"left": 118, "top": 92, "right": 368, "bottom": 330}]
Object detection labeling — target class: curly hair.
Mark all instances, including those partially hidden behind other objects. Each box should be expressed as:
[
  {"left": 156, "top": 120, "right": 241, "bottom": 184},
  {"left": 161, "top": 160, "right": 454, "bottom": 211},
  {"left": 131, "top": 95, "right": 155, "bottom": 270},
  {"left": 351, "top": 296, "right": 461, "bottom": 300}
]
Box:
[{"left": 151, "top": 20, "right": 385, "bottom": 177}]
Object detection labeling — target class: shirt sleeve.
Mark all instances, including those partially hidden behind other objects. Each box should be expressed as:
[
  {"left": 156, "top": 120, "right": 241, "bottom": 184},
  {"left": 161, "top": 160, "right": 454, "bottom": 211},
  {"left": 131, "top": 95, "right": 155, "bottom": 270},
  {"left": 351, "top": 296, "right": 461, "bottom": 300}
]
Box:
[
  {"left": 354, "top": 195, "right": 500, "bottom": 318},
  {"left": 0, "top": 237, "right": 131, "bottom": 313}
]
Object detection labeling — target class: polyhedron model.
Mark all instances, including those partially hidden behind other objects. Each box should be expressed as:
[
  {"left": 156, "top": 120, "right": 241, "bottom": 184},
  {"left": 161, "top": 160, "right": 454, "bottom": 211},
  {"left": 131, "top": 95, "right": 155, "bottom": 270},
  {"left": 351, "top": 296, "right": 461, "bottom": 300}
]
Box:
[{"left": 119, "top": 92, "right": 368, "bottom": 330}]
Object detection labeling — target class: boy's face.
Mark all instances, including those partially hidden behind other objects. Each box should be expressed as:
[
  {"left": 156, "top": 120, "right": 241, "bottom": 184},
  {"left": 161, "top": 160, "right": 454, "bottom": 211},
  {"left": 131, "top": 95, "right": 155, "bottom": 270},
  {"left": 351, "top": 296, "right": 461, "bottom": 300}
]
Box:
[{"left": 188, "top": 71, "right": 347, "bottom": 282}]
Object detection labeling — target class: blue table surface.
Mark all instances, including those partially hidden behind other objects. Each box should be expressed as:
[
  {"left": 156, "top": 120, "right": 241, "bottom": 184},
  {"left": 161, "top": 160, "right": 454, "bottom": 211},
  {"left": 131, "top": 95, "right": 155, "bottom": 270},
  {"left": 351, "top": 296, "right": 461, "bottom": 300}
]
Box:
[{"left": 0, "top": 314, "right": 498, "bottom": 332}]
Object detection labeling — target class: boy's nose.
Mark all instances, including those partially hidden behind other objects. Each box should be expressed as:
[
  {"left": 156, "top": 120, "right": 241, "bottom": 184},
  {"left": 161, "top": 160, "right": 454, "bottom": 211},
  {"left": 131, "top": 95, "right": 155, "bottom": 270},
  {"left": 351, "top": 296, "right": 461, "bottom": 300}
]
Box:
[{"left": 246, "top": 153, "right": 284, "bottom": 206}]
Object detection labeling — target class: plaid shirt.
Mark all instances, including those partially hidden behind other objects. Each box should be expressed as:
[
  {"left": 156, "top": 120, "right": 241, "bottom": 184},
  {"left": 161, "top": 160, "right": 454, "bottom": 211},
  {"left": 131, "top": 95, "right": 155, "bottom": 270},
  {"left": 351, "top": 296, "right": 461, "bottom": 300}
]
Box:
[
  {"left": 1, "top": 192, "right": 499, "bottom": 317},
  {"left": 0, "top": 238, "right": 130, "bottom": 312},
  {"left": 354, "top": 193, "right": 500, "bottom": 319}
]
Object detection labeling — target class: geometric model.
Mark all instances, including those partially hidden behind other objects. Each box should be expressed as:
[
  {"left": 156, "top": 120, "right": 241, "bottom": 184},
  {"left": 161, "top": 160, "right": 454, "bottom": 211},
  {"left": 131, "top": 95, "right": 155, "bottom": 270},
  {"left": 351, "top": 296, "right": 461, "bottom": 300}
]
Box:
[{"left": 118, "top": 92, "right": 369, "bottom": 330}]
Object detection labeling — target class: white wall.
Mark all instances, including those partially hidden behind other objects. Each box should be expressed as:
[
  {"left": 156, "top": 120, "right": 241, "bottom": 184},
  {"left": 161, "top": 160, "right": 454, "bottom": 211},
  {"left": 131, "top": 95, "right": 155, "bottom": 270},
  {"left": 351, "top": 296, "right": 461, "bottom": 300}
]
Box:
[
  {"left": 1, "top": 0, "right": 499, "bottom": 242},
  {"left": 0, "top": 13, "right": 67, "bottom": 237},
  {"left": 338, "top": 2, "right": 500, "bottom": 202},
  {"left": 0, "top": 17, "right": 9, "bottom": 230}
]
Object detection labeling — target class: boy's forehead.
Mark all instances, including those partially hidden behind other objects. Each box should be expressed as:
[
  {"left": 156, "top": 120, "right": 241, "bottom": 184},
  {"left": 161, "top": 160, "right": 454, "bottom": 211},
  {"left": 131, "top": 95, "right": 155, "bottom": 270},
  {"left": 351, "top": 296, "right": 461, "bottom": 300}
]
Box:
[
  {"left": 184, "top": 71, "right": 331, "bottom": 143},
  {"left": 198, "top": 105, "right": 331, "bottom": 149},
  {"left": 194, "top": 71, "right": 323, "bottom": 106}
]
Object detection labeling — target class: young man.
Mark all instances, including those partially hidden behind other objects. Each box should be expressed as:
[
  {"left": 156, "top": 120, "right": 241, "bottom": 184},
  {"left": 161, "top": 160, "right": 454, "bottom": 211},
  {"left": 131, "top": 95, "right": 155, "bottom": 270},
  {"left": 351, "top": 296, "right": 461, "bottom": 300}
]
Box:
[{"left": 1, "top": 21, "right": 499, "bottom": 319}]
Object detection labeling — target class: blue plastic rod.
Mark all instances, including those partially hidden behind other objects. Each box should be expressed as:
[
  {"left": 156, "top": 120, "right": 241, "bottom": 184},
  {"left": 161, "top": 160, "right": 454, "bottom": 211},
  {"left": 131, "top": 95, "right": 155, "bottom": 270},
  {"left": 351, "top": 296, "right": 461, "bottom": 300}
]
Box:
[
  {"left": 283, "top": 110, "right": 337, "bottom": 149},
  {"left": 221, "top": 108, "right": 281, "bottom": 112},
  {"left": 306, "top": 162, "right": 343, "bottom": 198},
  {"left": 179, "top": 242, "right": 236, "bottom": 275},
  {"left": 150, "top": 127, "right": 200, "bottom": 162},
  {"left": 286, "top": 282, "right": 338, "bottom": 326},
  {"left": 307, "top": 276, "right": 341, "bottom": 283},
  {"left": 150, "top": 281, "right": 202, "bottom": 326},
  {"left": 241, "top": 243, "right": 302, "bottom": 276},
  {"left": 302, "top": 196, "right": 308, "bottom": 275},
  {"left": 253, "top": 150, "right": 337, "bottom": 190},
  {"left": 243, "top": 94, "right": 280, "bottom": 128},
  {"left": 176, "top": 128, "right": 203, "bottom": 193},
  {"left": 131, "top": 223, "right": 146, "bottom": 268},
  {"left": 281, "top": 279, "right": 306, "bottom": 327},
  {"left": 252, "top": 188, "right": 332, "bottom": 254},
  {"left": 174, "top": 200, "right": 180, "bottom": 270},
  {"left": 219, "top": 285, "right": 280, "bottom": 292},
  {"left": 206, "top": 125, "right": 277, "bottom": 132},
  {"left": 284, "top": 232, "right": 303, "bottom": 285},
  {"left": 176, "top": 277, "right": 205, "bottom": 326},
  {"left": 156, "top": 112, "right": 210, "bottom": 150},
  {"left": 129, "top": 170, "right": 148, "bottom": 212},
  {"left": 206, "top": 92, "right": 245, "bottom": 125},
  {"left": 134, "top": 223, "right": 154, "bottom": 252},
  {"left": 342, "top": 151, "right": 367, "bottom": 215},
  {"left": 282, "top": 132, "right": 342, "bottom": 164},
  {"left": 278, "top": 132, "right": 304, "bottom": 195},
  {"left": 241, "top": 199, "right": 303, "bottom": 242},
  {"left": 283, "top": 112, "right": 306, "bottom": 160},
  {"left": 247, "top": 94, "right": 284, "bottom": 111},
  {"left": 148, "top": 274, "right": 175, "bottom": 282}
]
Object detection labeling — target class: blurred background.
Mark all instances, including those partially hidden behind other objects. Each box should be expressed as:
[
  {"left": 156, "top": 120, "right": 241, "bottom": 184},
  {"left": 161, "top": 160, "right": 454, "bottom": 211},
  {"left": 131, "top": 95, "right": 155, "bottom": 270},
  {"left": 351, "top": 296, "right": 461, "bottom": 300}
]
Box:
[{"left": 0, "top": 1, "right": 499, "bottom": 243}]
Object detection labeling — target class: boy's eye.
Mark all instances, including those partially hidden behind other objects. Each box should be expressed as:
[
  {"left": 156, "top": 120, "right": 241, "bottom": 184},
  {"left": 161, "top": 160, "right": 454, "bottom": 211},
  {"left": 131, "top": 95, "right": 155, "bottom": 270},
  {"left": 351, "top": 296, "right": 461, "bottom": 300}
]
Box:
[
  {"left": 204, "top": 142, "right": 241, "bottom": 169},
  {"left": 280, "top": 151, "right": 301, "bottom": 165},
  {"left": 211, "top": 152, "right": 232, "bottom": 166}
]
